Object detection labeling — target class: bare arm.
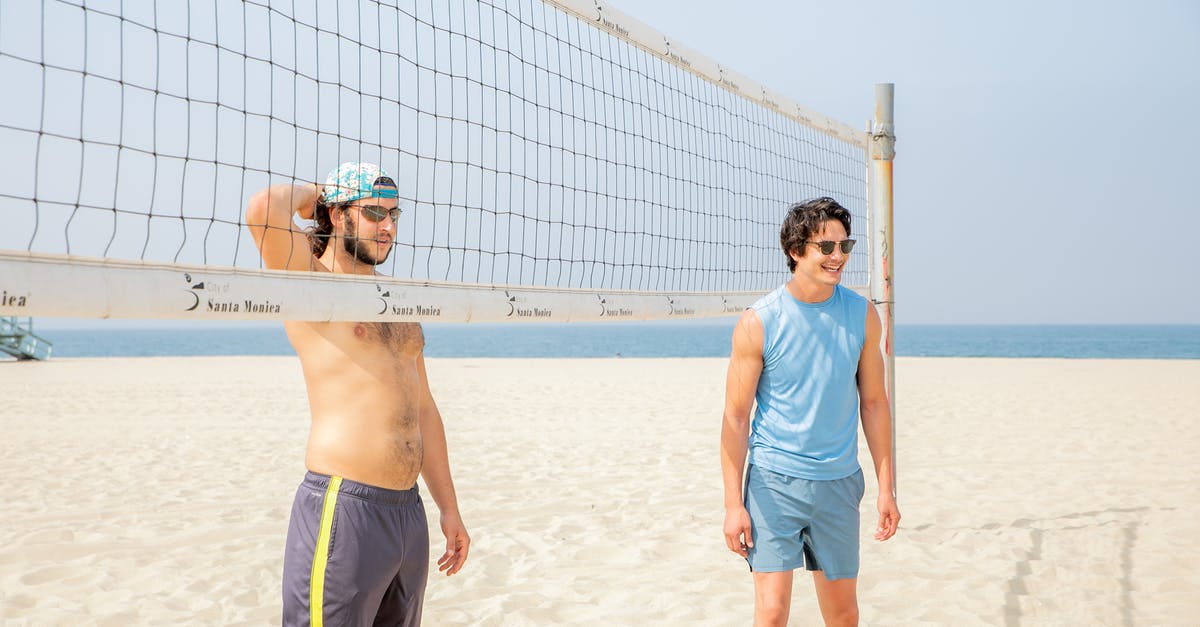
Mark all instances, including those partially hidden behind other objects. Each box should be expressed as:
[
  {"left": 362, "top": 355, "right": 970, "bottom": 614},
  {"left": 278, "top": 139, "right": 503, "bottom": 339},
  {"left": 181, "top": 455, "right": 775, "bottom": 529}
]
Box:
[
  {"left": 721, "top": 308, "right": 764, "bottom": 557},
  {"left": 244, "top": 182, "right": 322, "bottom": 271},
  {"left": 416, "top": 350, "right": 470, "bottom": 576},
  {"left": 858, "top": 303, "right": 900, "bottom": 541}
]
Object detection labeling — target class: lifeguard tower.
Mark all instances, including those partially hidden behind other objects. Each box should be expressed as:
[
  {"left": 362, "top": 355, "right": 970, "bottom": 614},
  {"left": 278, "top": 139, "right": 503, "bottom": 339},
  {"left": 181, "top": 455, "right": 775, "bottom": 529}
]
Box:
[{"left": 1, "top": 317, "right": 52, "bottom": 360}]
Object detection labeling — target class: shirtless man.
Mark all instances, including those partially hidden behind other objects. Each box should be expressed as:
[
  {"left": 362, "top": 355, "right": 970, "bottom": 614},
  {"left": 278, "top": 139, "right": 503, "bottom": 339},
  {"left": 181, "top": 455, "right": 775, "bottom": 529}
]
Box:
[{"left": 245, "top": 162, "right": 469, "bottom": 627}]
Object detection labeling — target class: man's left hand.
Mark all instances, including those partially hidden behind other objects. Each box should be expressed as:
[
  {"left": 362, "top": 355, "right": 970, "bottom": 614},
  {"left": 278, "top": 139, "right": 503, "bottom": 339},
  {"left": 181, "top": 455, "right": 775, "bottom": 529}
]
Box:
[
  {"left": 874, "top": 493, "right": 900, "bottom": 541},
  {"left": 437, "top": 512, "right": 470, "bottom": 575}
]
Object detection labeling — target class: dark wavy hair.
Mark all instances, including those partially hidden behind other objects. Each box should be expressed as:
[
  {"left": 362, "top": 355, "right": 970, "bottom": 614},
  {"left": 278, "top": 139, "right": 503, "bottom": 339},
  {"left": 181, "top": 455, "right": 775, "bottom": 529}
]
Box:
[
  {"left": 779, "top": 197, "right": 852, "bottom": 271},
  {"left": 305, "top": 197, "right": 339, "bottom": 257}
]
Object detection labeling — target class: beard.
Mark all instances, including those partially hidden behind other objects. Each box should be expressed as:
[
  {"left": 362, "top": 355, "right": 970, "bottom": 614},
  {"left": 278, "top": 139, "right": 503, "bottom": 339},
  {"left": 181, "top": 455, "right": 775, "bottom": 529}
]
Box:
[{"left": 341, "top": 211, "right": 391, "bottom": 266}]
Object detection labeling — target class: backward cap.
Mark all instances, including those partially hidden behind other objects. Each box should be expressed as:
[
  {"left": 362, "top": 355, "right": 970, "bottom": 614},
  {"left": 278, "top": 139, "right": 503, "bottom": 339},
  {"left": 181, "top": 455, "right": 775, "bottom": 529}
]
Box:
[{"left": 322, "top": 162, "right": 398, "bottom": 205}]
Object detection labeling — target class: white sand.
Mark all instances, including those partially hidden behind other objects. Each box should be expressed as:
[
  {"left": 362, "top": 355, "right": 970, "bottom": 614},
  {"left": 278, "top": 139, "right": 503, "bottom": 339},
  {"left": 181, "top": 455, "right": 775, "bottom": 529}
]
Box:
[{"left": 1, "top": 356, "right": 1197, "bottom": 625}]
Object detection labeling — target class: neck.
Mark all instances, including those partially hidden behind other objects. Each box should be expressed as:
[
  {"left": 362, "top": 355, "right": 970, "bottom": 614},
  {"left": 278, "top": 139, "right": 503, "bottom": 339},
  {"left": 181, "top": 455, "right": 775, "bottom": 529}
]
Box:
[{"left": 785, "top": 275, "right": 835, "bottom": 303}]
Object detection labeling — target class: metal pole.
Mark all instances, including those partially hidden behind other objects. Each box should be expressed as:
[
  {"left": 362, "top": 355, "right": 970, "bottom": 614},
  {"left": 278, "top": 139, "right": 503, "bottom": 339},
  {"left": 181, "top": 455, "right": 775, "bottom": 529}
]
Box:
[{"left": 869, "top": 83, "right": 896, "bottom": 494}]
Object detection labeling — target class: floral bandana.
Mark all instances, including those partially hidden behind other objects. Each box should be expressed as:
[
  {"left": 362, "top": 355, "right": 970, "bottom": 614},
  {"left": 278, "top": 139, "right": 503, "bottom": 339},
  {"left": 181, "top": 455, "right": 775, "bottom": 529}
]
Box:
[{"left": 322, "top": 162, "right": 398, "bottom": 205}]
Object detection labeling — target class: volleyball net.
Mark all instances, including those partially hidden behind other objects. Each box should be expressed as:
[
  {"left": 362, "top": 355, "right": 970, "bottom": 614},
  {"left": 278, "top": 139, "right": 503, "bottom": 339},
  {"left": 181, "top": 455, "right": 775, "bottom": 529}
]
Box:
[{"left": 0, "top": 0, "right": 883, "bottom": 323}]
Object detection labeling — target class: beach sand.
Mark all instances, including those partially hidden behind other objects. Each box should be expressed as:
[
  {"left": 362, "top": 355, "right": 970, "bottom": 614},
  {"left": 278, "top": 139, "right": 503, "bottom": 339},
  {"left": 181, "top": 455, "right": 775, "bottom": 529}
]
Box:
[{"left": 1, "top": 356, "right": 1197, "bottom": 625}]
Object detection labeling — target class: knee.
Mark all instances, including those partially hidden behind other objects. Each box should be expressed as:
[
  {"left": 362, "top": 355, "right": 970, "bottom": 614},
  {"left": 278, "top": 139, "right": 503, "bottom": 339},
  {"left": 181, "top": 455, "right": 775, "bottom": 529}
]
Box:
[
  {"left": 824, "top": 604, "right": 859, "bottom": 627},
  {"left": 754, "top": 599, "right": 790, "bottom": 627}
]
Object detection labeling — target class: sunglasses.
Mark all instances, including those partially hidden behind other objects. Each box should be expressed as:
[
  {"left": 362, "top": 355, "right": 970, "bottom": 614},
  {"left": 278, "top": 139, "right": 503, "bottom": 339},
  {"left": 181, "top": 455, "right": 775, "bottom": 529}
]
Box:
[
  {"left": 804, "top": 239, "right": 856, "bottom": 255},
  {"left": 352, "top": 204, "right": 402, "bottom": 223}
]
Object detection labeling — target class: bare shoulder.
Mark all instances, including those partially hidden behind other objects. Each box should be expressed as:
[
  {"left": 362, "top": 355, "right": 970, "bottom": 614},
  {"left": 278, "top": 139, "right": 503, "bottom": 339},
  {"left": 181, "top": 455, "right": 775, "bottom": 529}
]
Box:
[
  {"left": 735, "top": 308, "right": 763, "bottom": 337},
  {"left": 737, "top": 307, "right": 761, "bottom": 329},
  {"left": 731, "top": 308, "right": 764, "bottom": 355},
  {"left": 863, "top": 300, "right": 882, "bottom": 336}
]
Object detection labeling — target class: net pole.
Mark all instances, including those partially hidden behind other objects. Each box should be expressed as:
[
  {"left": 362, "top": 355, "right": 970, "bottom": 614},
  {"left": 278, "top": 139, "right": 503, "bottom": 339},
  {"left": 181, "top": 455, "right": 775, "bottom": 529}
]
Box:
[{"left": 869, "top": 82, "right": 896, "bottom": 495}]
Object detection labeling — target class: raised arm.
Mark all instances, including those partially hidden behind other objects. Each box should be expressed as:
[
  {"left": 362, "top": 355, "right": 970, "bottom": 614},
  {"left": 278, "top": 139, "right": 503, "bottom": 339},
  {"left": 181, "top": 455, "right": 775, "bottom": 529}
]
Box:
[
  {"left": 244, "top": 182, "right": 322, "bottom": 271},
  {"left": 721, "top": 308, "right": 764, "bottom": 557},
  {"left": 858, "top": 303, "right": 900, "bottom": 541},
  {"left": 415, "top": 349, "right": 470, "bottom": 576}
]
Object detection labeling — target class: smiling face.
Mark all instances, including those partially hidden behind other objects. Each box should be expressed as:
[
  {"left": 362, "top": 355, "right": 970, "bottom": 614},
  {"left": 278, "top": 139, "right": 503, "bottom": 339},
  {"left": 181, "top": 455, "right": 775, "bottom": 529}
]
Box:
[{"left": 789, "top": 218, "right": 850, "bottom": 293}]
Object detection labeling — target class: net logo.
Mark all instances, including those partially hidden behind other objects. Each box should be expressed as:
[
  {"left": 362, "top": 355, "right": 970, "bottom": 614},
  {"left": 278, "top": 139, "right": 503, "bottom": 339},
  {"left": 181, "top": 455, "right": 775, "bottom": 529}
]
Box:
[
  {"left": 667, "top": 50, "right": 692, "bottom": 69},
  {"left": 376, "top": 285, "right": 401, "bottom": 315},
  {"left": 600, "top": 17, "right": 629, "bottom": 38},
  {"left": 183, "top": 274, "right": 279, "bottom": 314},
  {"left": 721, "top": 297, "right": 743, "bottom": 314},
  {"left": 666, "top": 297, "right": 695, "bottom": 317},
  {"left": 411, "top": 304, "right": 442, "bottom": 317},
  {"left": 377, "top": 285, "right": 442, "bottom": 318},
  {"left": 597, "top": 295, "right": 632, "bottom": 318},
  {"left": 184, "top": 273, "right": 230, "bottom": 311},
  {"left": 205, "top": 299, "right": 281, "bottom": 314},
  {"left": 183, "top": 273, "right": 221, "bottom": 311},
  {"left": 1, "top": 289, "right": 28, "bottom": 308},
  {"left": 505, "top": 292, "right": 553, "bottom": 318}
]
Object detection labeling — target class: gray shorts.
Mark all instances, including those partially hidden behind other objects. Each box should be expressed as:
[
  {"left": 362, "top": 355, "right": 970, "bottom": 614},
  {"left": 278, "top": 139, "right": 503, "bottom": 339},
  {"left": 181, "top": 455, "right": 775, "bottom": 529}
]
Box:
[
  {"left": 282, "top": 472, "right": 429, "bottom": 627},
  {"left": 744, "top": 464, "right": 865, "bottom": 579}
]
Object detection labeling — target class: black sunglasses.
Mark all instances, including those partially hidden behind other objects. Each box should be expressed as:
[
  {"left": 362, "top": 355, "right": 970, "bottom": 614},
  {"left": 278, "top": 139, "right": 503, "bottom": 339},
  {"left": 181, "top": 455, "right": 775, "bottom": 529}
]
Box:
[
  {"left": 804, "top": 239, "right": 856, "bottom": 255},
  {"left": 353, "top": 204, "right": 402, "bottom": 223}
]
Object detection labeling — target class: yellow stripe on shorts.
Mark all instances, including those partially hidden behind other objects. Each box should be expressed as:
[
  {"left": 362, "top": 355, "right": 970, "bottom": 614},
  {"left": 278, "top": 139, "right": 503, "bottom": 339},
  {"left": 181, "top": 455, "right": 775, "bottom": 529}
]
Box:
[{"left": 310, "top": 475, "right": 342, "bottom": 627}]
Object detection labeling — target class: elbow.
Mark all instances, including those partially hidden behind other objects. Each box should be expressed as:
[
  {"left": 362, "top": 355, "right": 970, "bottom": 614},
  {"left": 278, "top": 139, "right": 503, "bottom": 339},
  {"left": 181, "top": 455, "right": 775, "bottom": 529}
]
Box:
[
  {"left": 860, "top": 398, "right": 891, "bottom": 424},
  {"left": 723, "top": 410, "right": 751, "bottom": 434},
  {"left": 245, "top": 189, "right": 270, "bottom": 225},
  {"left": 245, "top": 194, "right": 265, "bottom": 226}
]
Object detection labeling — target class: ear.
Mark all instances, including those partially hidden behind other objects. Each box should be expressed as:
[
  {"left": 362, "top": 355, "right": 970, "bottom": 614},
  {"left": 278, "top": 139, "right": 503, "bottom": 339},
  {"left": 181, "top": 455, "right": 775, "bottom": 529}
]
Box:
[{"left": 329, "top": 205, "right": 348, "bottom": 230}]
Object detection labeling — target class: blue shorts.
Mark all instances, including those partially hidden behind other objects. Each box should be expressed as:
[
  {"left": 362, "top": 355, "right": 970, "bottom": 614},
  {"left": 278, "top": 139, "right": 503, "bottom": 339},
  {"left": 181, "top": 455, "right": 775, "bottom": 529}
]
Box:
[{"left": 744, "top": 464, "right": 865, "bottom": 579}]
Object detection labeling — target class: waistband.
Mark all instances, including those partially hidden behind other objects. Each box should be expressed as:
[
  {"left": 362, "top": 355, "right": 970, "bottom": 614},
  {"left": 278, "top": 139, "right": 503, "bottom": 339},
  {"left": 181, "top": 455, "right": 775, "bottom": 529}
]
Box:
[{"left": 303, "top": 471, "right": 420, "bottom": 505}]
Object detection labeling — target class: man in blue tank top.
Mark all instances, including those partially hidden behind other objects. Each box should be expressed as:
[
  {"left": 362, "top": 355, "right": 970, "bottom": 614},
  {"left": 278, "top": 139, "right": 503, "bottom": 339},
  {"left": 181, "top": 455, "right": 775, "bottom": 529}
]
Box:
[{"left": 720, "top": 197, "right": 900, "bottom": 626}]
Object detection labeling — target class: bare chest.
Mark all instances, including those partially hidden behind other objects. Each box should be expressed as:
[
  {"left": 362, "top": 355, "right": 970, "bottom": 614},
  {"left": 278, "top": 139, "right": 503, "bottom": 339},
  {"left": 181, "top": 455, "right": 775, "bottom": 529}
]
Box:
[{"left": 351, "top": 321, "right": 425, "bottom": 356}]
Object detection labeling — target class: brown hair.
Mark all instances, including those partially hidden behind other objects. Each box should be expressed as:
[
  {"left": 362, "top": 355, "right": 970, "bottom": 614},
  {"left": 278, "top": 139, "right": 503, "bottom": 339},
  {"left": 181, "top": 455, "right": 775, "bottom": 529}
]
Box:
[
  {"left": 779, "top": 197, "right": 852, "bottom": 271},
  {"left": 305, "top": 197, "right": 339, "bottom": 257}
]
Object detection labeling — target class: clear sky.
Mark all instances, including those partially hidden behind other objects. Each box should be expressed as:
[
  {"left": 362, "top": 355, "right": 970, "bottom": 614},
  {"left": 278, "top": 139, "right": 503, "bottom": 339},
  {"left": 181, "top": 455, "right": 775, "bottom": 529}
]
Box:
[
  {"left": 602, "top": 0, "right": 1200, "bottom": 324},
  {"left": 10, "top": 1, "right": 1199, "bottom": 329}
]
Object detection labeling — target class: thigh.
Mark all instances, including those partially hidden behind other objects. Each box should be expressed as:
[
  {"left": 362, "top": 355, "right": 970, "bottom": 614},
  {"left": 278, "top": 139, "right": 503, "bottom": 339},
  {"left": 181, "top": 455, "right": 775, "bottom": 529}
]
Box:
[
  {"left": 807, "top": 469, "right": 865, "bottom": 580},
  {"left": 371, "top": 499, "right": 430, "bottom": 627},
  {"left": 753, "top": 570, "right": 795, "bottom": 625},
  {"left": 811, "top": 569, "right": 858, "bottom": 626},
  {"left": 320, "top": 496, "right": 423, "bottom": 626},
  {"left": 282, "top": 481, "right": 327, "bottom": 627},
  {"left": 744, "top": 465, "right": 812, "bottom": 572},
  {"left": 284, "top": 481, "right": 399, "bottom": 626}
]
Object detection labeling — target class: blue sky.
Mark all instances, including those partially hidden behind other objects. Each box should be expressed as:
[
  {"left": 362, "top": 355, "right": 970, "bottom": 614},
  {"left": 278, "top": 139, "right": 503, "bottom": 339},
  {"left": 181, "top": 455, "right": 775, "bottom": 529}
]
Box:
[
  {"left": 602, "top": 0, "right": 1200, "bottom": 324},
  {"left": 11, "top": 1, "right": 1199, "bottom": 329}
]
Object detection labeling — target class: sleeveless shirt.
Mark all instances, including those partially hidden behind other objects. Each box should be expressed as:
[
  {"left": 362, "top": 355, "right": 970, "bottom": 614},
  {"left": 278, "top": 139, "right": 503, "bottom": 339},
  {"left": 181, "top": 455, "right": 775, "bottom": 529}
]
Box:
[{"left": 747, "top": 283, "right": 867, "bottom": 480}]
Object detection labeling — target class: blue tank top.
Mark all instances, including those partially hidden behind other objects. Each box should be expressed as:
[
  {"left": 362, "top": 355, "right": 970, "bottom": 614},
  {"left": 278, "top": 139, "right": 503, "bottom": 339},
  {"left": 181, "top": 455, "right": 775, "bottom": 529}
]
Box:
[{"left": 748, "top": 283, "right": 867, "bottom": 480}]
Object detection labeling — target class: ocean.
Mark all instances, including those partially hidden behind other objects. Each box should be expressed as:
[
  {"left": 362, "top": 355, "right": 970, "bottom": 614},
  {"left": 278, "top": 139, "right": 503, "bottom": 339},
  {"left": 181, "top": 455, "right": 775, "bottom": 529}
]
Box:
[{"left": 17, "top": 322, "right": 1200, "bottom": 360}]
